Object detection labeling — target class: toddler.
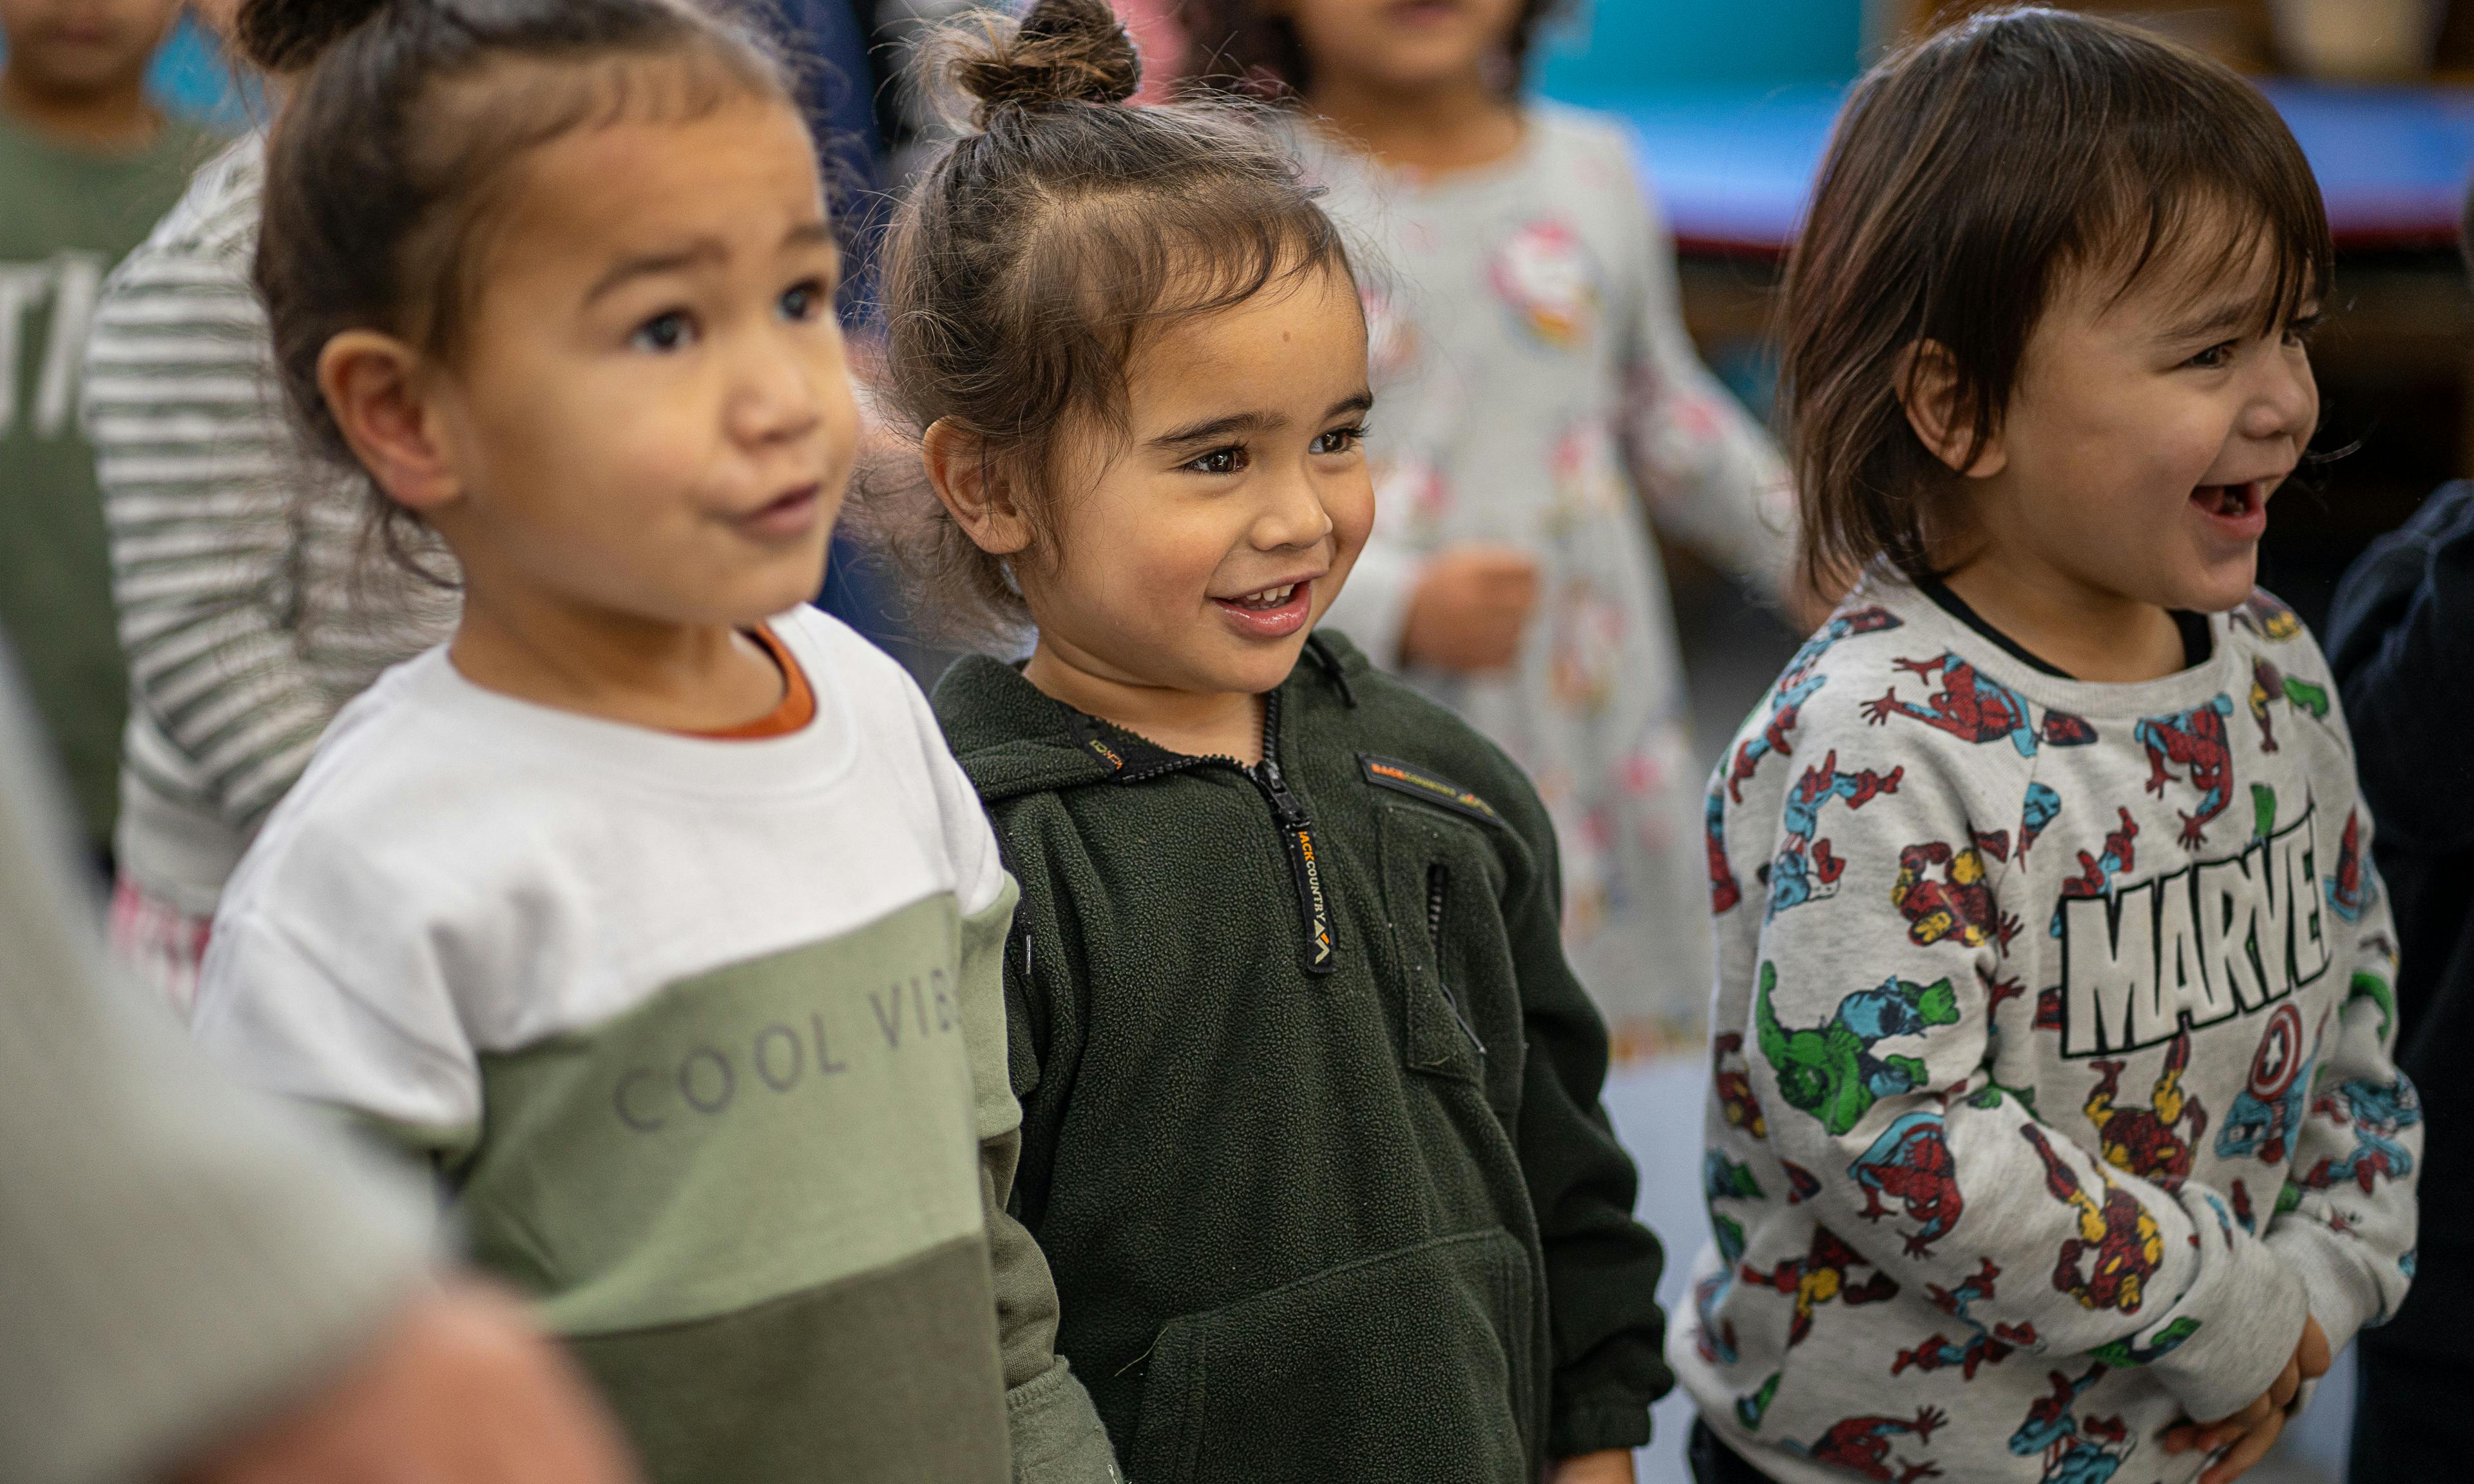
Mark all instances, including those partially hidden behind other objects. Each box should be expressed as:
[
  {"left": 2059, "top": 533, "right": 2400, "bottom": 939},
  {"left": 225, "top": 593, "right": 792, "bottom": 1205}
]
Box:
[
  {"left": 873, "top": 1, "right": 1669, "bottom": 1479},
  {"left": 1178, "top": 0, "right": 1805, "bottom": 1050},
  {"left": 186, "top": 2, "right": 1115, "bottom": 1479},
  {"left": 1682, "top": 13, "right": 2417, "bottom": 1484}
]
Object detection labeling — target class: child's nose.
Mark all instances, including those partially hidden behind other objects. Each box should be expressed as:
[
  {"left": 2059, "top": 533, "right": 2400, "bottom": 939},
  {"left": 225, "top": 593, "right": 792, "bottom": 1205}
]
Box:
[
  {"left": 2241, "top": 347, "right": 2319, "bottom": 444},
  {"left": 727, "top": 341, "right": 825, "bottom": 448},
  {"left": 1252, "top": 466, "right": 1336, "bottom": 550}
]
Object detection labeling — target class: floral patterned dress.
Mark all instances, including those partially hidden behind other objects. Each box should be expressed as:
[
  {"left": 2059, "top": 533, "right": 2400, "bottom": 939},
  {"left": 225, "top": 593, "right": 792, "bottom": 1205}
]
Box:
[{"left": 1301, "top": 104, "right": 1796, "bottom": 1051}]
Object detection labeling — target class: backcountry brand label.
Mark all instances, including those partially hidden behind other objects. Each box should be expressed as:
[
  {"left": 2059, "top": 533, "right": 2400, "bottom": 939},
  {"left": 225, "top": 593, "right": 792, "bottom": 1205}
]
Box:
[{"left": 1359, "top": 753, "right": 1503, "bottom": 827}]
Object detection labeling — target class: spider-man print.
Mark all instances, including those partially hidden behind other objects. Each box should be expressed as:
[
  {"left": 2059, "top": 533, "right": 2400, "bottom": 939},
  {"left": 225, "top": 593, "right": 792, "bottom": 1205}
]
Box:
[
  {"left": 1850, "top": 1111, "right": 1966, "bottom": 1257},
  {"left": 1769, "top": 751, "right": 1903, "bottom": 918},
  {"left": 1783, "top": 1408, "right": 1946, "bottom": 1483},
  {"left": 2133, "top": 696, "right": 2235, "bottom": 847},
  {"left": 1893, "top": 1258, "right": 2038, "bottom": 1380},
  {"left": 2009, "top": 1366, "right": 2133, "bottom": 1484},
  {"left": 1893, "top": 837, "right": 2021, "bottom": 951},
  {"left": 1863, "top": 652, "right": 2097, "bottom": 757}
]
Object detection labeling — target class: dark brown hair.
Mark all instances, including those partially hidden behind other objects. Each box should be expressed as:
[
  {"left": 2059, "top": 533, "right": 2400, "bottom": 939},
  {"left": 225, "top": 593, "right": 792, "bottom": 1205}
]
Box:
[
  {"left": 1171, "top": 0, "right": 1560, "bottom": 100},
  {"left": 865, "top": 0, "right": 1354, "bottom": 643},
  {"left": 249, "top": 0, "right": 790, "bottom": 526},
  {"left": 1783, "top": 6, "right": 2332, "bottom": 591}
]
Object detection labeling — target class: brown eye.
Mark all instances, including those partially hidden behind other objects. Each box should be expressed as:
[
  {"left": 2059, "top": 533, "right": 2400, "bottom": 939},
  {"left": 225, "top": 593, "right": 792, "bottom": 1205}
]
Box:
[
  {"left": 780, "top": 280, "right": 827, "bottom": 322},
  {"left": 632, "top": 310, "right": 695, "bottom": 353},
  {"left": 1185, "top": 446, "right": 1246, "bottom": 475}
]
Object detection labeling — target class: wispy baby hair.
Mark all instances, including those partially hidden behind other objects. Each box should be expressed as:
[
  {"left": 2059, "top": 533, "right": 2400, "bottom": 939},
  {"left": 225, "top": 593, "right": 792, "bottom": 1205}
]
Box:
[
  {"left": 867, "top": 0, "right": 1354, "bottom": 644},
  {"left": 249, "top": 0, "right": 792, "bottom": 485},
  {"left": 1782, "top": 5, "right": 2330, "bottom": 593}
]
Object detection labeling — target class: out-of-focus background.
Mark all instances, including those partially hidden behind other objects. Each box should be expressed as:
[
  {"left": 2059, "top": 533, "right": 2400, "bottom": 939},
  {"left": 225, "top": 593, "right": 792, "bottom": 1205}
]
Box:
[{"left": 45, "top": 4, "right": 2468, "bottom": 1481}]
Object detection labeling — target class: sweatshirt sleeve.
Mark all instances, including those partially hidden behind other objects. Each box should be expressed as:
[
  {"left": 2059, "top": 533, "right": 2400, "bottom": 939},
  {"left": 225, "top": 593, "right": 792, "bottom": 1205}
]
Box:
[
  {"left": 1610, "top": 138, "right": 1796, "bottom": 598},
  {"left": 2257, "top": 703, "right": 2421, "bottom": 1354},
  {"left": 916, "top": 687, "right": 1119, "bottom": 1483},
  {"left": 84, "top": 215, "right": 348, "bottom": 828},
  {"left": 1741, "top": 730, "right": 2310, "bottom": 1426},
  {"left": 0, "top": 654, "right": 431, "bottom": 1484},
  {"left": 1495, "top": 768, "right": 1673, "bottom": 1456}
]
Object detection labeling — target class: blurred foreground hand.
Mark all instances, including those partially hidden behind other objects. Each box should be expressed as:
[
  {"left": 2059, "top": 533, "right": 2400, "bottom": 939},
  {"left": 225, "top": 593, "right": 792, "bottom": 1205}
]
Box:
[{"left": 177, "top": 1284, "right": 638, "bottom": 1484}]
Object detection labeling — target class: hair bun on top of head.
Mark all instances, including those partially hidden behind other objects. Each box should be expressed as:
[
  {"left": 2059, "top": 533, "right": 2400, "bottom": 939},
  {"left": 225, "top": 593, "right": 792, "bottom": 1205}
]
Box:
[
  {"left": 946, "top": 0, "right": 1142, "bottom": 128},
  {"left": 235, "top": 0, "right": 391, "bottom": 73}
]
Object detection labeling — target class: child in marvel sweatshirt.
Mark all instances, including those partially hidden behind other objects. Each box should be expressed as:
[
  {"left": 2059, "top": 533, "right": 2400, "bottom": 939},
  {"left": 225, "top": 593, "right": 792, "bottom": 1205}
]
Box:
[{"left": 1678, "top": 14, "right": 2418, "bottom": 1484}]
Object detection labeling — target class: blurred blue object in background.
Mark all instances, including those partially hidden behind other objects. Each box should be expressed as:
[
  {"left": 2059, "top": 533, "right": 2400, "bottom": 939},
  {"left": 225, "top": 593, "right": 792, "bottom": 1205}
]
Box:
[
  {"left": 1534, "top": 0, "right": 1863, "bottom": 99},
  {"left": 0, "top": 14, "right": 260, "bottom": 127},
  {"left": 147, "top": 14, "right": 258, "bottom": 129}
]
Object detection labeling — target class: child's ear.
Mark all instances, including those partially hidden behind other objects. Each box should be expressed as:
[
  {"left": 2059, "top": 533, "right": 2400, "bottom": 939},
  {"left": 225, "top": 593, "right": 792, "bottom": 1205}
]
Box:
[
  {"left": 922, "top": 419, "right": 1033, "bottom": 556},
  {"left": 1897, "top": 339, "right": 2008, "bottom": 480},
  {"left": 317, "top": 330, "right": 462, "bottom": 517}
]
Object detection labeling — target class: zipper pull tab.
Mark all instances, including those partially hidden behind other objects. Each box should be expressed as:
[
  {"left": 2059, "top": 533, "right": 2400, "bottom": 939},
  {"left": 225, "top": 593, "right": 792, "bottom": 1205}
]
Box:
[{"left": 1256, "top": 760, "right": 1308, "bottom": 828}]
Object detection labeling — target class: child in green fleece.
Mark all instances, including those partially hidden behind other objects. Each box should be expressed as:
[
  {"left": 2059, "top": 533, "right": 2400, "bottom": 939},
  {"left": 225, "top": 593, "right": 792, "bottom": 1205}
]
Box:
[{"left": 867, "top": 3, "right": 1669, "bottom": 1479}]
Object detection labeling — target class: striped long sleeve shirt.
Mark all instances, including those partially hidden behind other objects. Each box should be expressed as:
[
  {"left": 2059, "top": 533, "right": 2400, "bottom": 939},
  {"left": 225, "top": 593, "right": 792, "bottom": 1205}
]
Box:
[{"left": 82, "top": 133, "right": 454, "bottom": 913}]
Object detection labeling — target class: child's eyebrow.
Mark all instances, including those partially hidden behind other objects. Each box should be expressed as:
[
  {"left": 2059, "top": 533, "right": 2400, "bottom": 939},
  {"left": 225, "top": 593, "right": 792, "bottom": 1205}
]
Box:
[
  {"left": 2156, "top": 297, "right": 2263, "bottom": 343},
  {"left": 1149, "top": 393, "right": 1373, "bottom": 449},
  {"left": 1149, "top": 410, "right": 1280, "bottom": 448},
  {"left": 584, "top": 238, "right": 729, "bottom": 305},
  {"left": 782, "top": 220, "right": 835, "bottom": 252}
]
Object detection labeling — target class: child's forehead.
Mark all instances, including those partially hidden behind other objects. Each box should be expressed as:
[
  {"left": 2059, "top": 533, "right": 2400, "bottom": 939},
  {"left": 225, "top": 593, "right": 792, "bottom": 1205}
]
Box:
[
  {"left": 1136, "top": 260, "right": 1364, "bottom": 357},
  {"left": 2058, "top": 196, "right": 2315, "bottom": 332}
]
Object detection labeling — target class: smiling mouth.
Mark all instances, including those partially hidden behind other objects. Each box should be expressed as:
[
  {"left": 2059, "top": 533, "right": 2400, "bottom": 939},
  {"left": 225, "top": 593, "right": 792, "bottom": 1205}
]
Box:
[
  {"left": 1227, "top": 582, "right": 1300, "bottom": 610},
  {"left": 2194, "top": 480, "right": 2269, "bottom": 520}
]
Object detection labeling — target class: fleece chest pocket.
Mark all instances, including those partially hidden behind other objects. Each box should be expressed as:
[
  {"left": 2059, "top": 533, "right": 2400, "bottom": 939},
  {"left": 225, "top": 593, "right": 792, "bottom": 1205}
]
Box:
[{"left": 1374, "top": 802, "right": 1510, "bottom": 1090}]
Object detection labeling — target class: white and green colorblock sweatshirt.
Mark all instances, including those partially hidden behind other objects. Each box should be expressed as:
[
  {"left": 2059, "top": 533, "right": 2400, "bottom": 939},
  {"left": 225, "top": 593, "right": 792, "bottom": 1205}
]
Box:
[
  {"left": 1676, "top": 572, "right": 2417, "bottom": 1484},
  {"left": 191, "top": 607, "right": 1116, "bottom": 1484}
]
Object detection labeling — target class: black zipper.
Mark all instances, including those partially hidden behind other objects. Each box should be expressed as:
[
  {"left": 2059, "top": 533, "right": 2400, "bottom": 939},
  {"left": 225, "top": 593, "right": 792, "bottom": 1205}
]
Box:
[
  {"left": 1424, "top": 863, "right": 1486, "bottom": 1056},
  {"left": 1247, "top": 691, "right": 1336, "bottom": 976}
]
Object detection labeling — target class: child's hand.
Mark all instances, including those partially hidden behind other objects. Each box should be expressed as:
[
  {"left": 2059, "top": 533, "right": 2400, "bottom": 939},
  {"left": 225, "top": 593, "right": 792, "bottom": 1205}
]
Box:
[
  {"left": 1548, "top": 1449, "right": 1635, "bottom": 1484},
  {"left": 2159, "top": 1314, "right": 2330, "bottom": 1484},
  {"left": 1400, "top": 545, "right": 1540, "bottom": 671}
]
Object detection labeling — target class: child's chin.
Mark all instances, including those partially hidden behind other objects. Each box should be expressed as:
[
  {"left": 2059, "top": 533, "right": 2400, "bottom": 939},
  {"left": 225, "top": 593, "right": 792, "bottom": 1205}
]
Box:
[
  {"left": 2179, "top": 551, "right": 2263, "bottom": 615},
  {"left": 1202, "top": 636, "right": 1310, "bottom": 694}
]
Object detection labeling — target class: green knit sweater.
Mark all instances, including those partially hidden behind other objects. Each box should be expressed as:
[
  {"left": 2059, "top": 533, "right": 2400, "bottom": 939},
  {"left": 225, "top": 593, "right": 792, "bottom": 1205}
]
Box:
[{"left": 934, "top": 632, "right": 1670, "bottom": 1481}]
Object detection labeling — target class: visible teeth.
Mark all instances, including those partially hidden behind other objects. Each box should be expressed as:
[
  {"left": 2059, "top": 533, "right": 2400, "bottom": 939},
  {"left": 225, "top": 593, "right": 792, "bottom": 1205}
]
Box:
[{"left": 1240, "top": 584, "right": 1296, "bottom": 608}]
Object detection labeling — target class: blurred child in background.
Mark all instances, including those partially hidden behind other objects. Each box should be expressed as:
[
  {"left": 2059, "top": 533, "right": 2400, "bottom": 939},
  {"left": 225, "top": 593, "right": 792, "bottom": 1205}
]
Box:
[
  {"left": 182, "top": 1, "right": 1117, "bottom": 1479},
  {"left": 84, "top": 0, "right": 457, "bottom": 1013},
  {"left": 1683, "top": 14, "right": 2414, "bottom": 1483},
  {"left": 876, "top": 3, "right": 1669, "bottom": 1478},
  {"left": 0, "top": 0, "right": 215, "bottom": 870},
  {"left": 2325, "top": 192, "right": 2474, "bottom": 1475},
  {"left": 1177, "top": 0, "right": 1804, "bottom": 1054}
]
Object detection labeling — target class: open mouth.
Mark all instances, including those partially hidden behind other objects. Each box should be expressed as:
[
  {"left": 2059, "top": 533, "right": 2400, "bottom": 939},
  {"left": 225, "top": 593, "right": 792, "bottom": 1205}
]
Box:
[
  {"left": 1210, "top": 579, "right": 1316, "bottom": 640},
  {"left": 2191, "top": 479, "right": 2270, "bottom": 535},
  {"left": 1231, "top": 583, "right": 1298, "bottom": 610}
]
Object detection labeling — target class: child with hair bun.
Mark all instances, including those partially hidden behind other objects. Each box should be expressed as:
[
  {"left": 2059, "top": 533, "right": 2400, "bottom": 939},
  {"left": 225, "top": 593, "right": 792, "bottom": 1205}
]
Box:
[
  {"left": 876, "top": 2, "right": 1669, "bottom": 1479},
  {"left": 1176, "top": 0, "right": 1808, "bottom": 1054},
  {"left": 1682, "top": 13, "right": 2415, "bottom": 1483},
  {"left": 185, "top": 3, "right": 1118, "bottom": 1480}
]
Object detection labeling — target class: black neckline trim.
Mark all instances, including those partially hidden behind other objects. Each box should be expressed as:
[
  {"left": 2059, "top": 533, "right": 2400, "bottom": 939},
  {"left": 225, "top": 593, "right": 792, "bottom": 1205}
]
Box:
[{"left": 1917, "top": 577, "right": 2213, "bottom": 681}]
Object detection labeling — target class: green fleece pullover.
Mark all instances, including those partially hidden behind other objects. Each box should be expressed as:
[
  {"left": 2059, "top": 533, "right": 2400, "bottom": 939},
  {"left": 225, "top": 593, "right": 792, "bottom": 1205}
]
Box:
[{"left": 934, "top": 631, "right": 1671, "bottom": 1482}]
